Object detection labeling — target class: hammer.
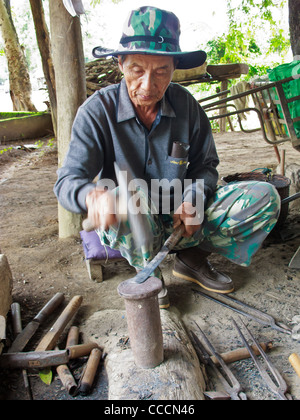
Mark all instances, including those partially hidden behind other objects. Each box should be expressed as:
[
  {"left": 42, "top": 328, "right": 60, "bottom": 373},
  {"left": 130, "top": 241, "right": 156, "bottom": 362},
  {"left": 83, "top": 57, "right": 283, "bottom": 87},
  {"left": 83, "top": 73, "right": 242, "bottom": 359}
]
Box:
[{"left": 83, "top": 162, "right": 153, "bottom": 249}]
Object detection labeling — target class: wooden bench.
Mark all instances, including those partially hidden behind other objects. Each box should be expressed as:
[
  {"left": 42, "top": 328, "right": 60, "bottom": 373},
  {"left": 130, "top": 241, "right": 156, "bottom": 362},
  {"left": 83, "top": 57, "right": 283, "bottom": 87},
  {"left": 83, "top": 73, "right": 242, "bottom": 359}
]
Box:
[
  {"left": 80, "top": 230, "right": 125, "bottom": 282},
  {"left": 199, "top": 75, "right": 300, "bottom": 151}
]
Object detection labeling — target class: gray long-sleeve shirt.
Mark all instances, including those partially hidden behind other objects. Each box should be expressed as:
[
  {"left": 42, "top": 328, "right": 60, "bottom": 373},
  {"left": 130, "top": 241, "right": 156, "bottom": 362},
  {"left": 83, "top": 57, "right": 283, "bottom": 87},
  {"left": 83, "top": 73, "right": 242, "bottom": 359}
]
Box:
[{"left": 54, "top": 79, "right": 219, "bottom": 214}]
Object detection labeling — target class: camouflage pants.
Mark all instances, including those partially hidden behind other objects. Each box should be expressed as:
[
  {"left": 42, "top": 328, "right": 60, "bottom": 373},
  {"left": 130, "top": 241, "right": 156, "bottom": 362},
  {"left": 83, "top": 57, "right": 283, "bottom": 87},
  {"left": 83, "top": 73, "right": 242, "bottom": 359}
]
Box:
[{"left": 97, "top": 181, "right": 281, "bottom": 275}]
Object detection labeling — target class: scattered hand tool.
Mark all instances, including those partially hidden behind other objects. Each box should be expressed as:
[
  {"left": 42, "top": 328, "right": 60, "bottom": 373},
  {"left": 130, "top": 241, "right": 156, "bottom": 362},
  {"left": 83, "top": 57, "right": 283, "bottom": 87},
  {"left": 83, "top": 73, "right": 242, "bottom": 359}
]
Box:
[
  {"left": 10, "top": 303, "right": 22, "bottom": 338},
  {"left": 291, "top": 315, "right": 300, "bottom": 341},
  {"left": 210, "top": 341, "right": 273, "bottom": 366},
  {"left": 289, "top": 246, "right": 300, "bottom": 269},
  {"left": 281, "top": 192, "right": 300, "bottom": 205},
  {"left": 289, "top": 353, "right": 300, "bottom": 379},
  {"left": 56, "top": 326, "right": 79, "bottom": 397},
  {"left": 8, "top": 293, "right": 65, "bottom": 353},
  {"left": 129, "top": 224, "right": 185, "bottom": 284},
  {"left": 10, "top": 302, "right": 33, "bottom": 400},
  {"left": 0, "top": 343, "right": 99, "bottom": 370},
  {"left": 190, "top": 323, "right": 247, "bottom": 400},
  {"left": 0, "top": 315, "right": 5, "bottom": 355},
  {"left": 192, "top": 289, "right": 292, "bottom": 335},
  {"left": 232, "top": 318, "right": 293, "bottom": 400},
  {"left": 35, "top": 295, "right": 83, "bottom": 352},
  {"left": 79, "top": 347, "right": 102, "bottom": 395},
  {"left": 0, "top": 349, "right": 71, "bottom": 370},
  {"left": 114, "top": 162, "right": 154, "bottom": 250},
  {"left": 83, "top": 162, "right": 154, "bottom": 250}
]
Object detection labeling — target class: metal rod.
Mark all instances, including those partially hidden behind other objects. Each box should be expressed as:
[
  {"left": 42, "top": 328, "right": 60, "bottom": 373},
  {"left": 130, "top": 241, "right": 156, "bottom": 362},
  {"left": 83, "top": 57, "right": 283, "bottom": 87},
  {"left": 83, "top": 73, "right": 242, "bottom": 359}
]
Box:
[
  {"left": 232, "top": 318, "right": 291, "bottom": 400},
  {"left": 192, "top": 289, "right": 291, "bottom": 335},
  {"left": 0, "top": 349, "right": 70, "bottom": 369},
  {"left": 281, "top": 192, "right": 300, "bottom": 205}
]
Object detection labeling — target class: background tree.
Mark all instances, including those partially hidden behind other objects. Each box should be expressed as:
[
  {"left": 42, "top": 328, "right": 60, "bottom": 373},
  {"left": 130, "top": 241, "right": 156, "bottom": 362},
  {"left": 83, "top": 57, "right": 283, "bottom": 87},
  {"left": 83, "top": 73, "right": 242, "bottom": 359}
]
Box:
[
  {"left": 29, "top": 0, "right": 57, "bottom": 135},
  {"left": 289, "top": 0, "right": 300, "bottom": 56},
  {"left": 205, "top": 0, "right": 291, "bottom": 79},
  {"left": 0, "top": 0, "right": 36, "bottom": 111}
]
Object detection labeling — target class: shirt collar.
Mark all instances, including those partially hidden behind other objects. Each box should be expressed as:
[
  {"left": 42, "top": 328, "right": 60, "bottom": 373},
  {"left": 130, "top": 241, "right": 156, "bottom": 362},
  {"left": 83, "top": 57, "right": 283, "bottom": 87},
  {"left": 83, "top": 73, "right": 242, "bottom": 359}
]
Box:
[{"left": 117, "top": 79, "right": 176, "bottom": 123}]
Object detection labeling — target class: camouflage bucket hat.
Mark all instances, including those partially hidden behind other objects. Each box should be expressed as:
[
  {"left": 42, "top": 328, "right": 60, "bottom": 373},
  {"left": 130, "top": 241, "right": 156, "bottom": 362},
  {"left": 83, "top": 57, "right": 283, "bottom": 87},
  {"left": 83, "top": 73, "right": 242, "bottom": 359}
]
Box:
[{"left": 92, "top": 6, "right": 207, "bottom": 69}]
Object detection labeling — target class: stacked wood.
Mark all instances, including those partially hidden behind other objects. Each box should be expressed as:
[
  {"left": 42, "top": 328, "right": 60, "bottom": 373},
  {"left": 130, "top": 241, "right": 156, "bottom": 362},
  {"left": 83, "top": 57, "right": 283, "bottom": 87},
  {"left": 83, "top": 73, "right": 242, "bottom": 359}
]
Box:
[
  {"left": 207, "top": 63, "right": 249, "bottom": 80},
  {"left": 172, "top": 62, "right": 208, "bottom": 85},
  {"left": 85, "top": 58, "right": 122, "bottom": 96},
  {"left": 85, "top": 59, "right": 209, "bottom": 96},
  {"left": 84, "top": 59, "right": 249, "bottom": 96}
]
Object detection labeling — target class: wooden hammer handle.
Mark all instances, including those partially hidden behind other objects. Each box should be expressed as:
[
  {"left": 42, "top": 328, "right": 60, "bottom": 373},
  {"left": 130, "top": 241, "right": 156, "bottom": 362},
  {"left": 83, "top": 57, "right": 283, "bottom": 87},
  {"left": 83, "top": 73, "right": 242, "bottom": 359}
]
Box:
[
  {"left": 35, "top": 296, "right": 83, "bottom": 352},
  {"left": 289, "top": 353, "right": 300, "bottom": 378},
  {"left": 211, "top": 341, "right": 273, "bottom": 366}
]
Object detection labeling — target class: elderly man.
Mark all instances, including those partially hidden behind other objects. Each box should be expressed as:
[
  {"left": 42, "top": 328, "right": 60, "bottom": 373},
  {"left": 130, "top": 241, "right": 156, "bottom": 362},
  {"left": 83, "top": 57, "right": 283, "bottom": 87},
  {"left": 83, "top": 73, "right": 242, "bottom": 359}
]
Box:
[{"left": 54, "top": 7, "right": 280, "bottom": 308}]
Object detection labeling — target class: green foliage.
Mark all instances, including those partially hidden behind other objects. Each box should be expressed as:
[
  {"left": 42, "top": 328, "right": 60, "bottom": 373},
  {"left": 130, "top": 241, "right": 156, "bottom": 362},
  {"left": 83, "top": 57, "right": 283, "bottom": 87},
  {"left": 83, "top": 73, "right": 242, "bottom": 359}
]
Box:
[
  {"left": 39, "top": 368, "right": 52, "bottom": 386},
  {"left": 268, "top": 29, "right": 291, "bottom": 54},
  {"left": 189, "top": 0, "right": 290, "bottom": 101},
  {"left": 205, "top": 0, "right": 290, "bottom": 79},
  {"left": 0, "top": 147, "right": 13, "bottom": 155},
  {"left": 90, "top": 0, "right": 122, "bottom": 5}
]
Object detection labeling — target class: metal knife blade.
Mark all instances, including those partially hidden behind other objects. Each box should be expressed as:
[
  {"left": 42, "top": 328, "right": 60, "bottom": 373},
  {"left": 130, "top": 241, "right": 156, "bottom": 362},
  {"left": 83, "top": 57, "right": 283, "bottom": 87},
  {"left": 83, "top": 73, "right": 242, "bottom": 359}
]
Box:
[
  {"left": 129, "top": 224, "right": 185, "bottom": 284},
  {"left": 8, "top": 293, "right": 65, "bottom": 353}
]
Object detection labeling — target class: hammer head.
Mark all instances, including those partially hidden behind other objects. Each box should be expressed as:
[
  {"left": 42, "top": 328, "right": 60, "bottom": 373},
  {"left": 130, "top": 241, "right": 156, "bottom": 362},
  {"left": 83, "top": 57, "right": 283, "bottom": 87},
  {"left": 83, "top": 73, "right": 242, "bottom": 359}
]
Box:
[{"left": 114, "top": 162, "right": 154, "bottom": 250}]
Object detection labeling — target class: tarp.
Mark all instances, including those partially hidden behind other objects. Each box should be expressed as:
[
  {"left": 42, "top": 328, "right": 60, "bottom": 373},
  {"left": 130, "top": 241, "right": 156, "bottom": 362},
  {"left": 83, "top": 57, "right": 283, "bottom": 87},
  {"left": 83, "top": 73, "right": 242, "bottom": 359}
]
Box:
[{"left": 268, "top": 60, "right": 300, "bottom": 138}]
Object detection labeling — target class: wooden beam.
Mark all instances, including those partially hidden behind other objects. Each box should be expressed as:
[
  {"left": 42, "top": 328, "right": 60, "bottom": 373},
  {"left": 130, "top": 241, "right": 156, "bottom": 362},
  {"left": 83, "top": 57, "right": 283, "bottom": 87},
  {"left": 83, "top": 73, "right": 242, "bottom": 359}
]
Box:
[{"left": 49, "top": 0, "right": 87, "bottom": 238}]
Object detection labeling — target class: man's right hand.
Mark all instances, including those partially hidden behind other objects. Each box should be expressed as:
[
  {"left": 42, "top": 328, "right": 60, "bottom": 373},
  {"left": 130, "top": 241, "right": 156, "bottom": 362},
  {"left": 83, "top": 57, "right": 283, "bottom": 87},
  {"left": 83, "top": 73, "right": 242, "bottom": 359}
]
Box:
[{"left": 85, "top": 188, "right": 118, "bottom": 231}]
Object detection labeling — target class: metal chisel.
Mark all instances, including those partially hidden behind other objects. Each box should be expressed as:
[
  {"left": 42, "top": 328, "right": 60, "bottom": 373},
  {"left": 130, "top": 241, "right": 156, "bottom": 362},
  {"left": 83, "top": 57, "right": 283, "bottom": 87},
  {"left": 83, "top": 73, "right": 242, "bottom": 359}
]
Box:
[
  {"left": 128, "top": 224, "right": 185, "bottom": 284},
  {"left": 8, "top": 293, "right": 65, "bottom": 353}
]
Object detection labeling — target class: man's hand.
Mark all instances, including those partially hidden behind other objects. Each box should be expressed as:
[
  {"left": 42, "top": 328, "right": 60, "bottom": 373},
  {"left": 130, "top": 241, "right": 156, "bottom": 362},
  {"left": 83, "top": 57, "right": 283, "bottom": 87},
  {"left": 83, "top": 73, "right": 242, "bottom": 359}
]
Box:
[
  {"left": 173, "top": 202, "right": 202, "bottom": 237},
  {"left": 85, "top": 188, "right": 118, "bottom": 231}
]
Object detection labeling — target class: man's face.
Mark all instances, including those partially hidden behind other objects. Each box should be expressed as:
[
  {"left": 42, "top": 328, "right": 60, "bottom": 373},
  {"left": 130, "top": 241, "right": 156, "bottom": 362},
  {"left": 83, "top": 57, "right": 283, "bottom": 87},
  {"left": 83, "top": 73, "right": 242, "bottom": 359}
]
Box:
[{"left": 118, "top": 54, "right": 176, "bottom": 109}]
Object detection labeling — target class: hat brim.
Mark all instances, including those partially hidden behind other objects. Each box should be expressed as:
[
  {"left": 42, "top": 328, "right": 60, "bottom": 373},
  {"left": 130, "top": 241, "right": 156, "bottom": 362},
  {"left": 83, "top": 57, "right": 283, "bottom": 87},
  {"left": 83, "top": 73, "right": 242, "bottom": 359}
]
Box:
[{"left": 92, "top": 46, "right": 207, "bottom": 70}]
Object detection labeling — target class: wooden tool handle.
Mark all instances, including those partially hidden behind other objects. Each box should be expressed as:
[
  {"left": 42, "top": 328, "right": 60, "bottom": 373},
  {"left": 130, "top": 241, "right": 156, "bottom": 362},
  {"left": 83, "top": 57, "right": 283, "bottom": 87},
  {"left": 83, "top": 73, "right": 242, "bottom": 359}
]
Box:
[
  {"left": 66, "top": 326, "right": 79, "bottom": 347},
  {"left": 11, "top": 303, "right": 22, "bottom": 337},
  {"left": 67, "top": 343, "right": 99, "bottom": 359},
  {"left": 55, "top": 327, "right": 80, "bottom": 397},
  {"left": 289, "top": 353, "right": 300, "bottom": 378},
  {"left": 164, "top": 224, "right": 185, "bottom": 250},
  {"left": 34, "top": 292, "right": 65, "bottom": 324},
  {"left": 35, "top": 296, "right": 83, "bottom": 352},
  {"left": 79, "top": 348, "right": 102, "bottom": 395},
  {"left": 211, "top": 342, "right": 273, "bottom": 366}
]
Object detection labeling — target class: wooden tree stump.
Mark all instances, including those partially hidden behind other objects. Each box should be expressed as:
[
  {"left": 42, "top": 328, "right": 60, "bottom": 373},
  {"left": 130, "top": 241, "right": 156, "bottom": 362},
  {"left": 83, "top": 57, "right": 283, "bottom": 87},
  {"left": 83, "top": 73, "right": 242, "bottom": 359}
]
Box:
[
  {"left": 81, "top": 308, "right": 206, "bottom": 400},
  {"left": 0, "top": 255, "right": 13, "bottom": 317},
  {"left": 0, "top": 254, "right": 13, "bottom": 354}
]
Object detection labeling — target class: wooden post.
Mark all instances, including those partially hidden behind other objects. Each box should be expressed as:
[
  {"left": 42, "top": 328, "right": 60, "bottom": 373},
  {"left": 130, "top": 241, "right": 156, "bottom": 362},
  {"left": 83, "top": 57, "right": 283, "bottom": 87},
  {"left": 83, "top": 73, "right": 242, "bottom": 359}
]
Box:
[
  {"left": 49, "top": 0, "right": 87, "bottom": 238},
  {"left": 219, "top": 80, "right": 229, "bottom": 132}
]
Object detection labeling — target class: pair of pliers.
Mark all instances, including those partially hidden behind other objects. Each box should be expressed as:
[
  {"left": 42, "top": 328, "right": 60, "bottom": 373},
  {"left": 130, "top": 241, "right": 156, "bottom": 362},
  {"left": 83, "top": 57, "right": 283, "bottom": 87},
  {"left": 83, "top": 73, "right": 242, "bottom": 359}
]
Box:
[
  {"left": 232, "top": 318, "right": 293, "bottom": 400},
  {"left": 190, "top": 323, "right": 247, "bottom": 400}
]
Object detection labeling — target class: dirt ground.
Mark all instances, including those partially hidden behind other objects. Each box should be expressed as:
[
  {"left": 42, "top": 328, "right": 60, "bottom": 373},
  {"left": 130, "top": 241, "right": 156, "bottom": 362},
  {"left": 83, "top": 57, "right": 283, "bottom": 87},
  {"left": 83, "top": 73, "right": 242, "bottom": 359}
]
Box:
[{"left": 0, "top": 130, "right": 299, "bottom": 401}]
